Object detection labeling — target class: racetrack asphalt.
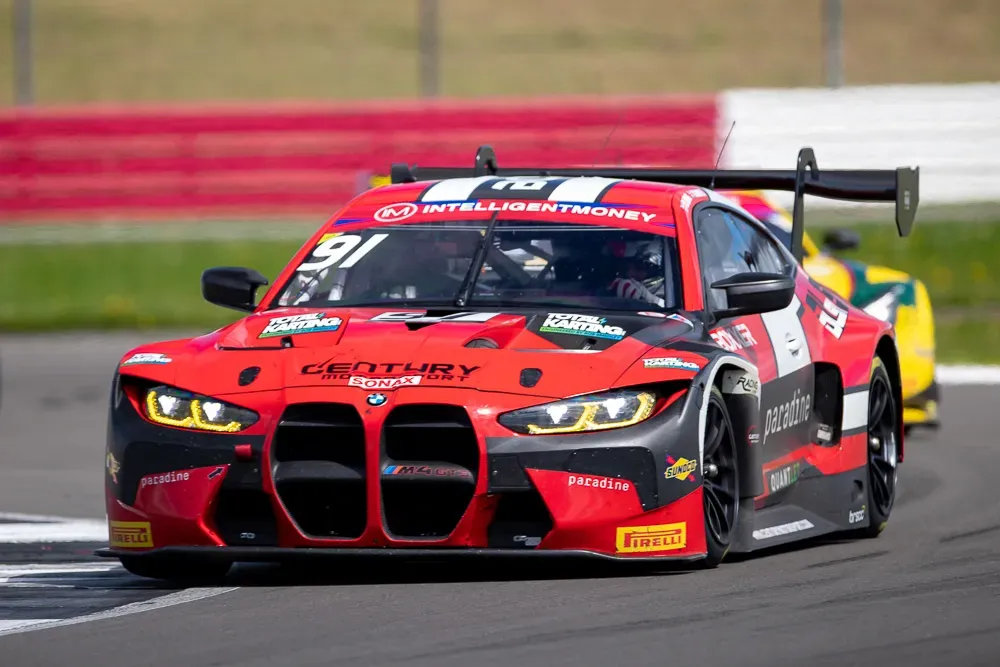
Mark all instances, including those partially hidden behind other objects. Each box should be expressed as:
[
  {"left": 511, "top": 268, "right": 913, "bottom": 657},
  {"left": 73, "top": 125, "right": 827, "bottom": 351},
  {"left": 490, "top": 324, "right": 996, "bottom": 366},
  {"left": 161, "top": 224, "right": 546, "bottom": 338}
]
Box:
[{"left": 2, "top": 332, "right": 1000, "bottom": 667}]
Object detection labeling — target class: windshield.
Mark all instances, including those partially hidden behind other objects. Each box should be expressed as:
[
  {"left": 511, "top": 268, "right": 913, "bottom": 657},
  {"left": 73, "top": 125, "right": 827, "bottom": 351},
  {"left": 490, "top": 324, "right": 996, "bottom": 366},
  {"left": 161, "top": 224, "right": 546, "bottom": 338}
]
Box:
[{"left": 274, "top": 221, "right": 682, "bottom": 312}]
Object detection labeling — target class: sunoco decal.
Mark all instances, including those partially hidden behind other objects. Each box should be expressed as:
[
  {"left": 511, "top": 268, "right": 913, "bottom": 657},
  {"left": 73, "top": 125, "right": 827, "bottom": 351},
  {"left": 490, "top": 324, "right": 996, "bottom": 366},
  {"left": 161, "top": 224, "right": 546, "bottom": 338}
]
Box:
[
  {"left": 539, "top": 313, "right": 626, "bottom": 340},
  {"left": 259, "top": 313, "right": 342, "bottom": 338}
]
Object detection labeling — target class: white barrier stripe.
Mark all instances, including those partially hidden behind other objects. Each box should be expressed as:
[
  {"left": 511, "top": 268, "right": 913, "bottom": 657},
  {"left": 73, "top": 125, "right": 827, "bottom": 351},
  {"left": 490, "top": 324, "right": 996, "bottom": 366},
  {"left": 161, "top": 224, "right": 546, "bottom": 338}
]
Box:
[{"left": 937, "top": 365, "right": 1000, "bottom": 385}]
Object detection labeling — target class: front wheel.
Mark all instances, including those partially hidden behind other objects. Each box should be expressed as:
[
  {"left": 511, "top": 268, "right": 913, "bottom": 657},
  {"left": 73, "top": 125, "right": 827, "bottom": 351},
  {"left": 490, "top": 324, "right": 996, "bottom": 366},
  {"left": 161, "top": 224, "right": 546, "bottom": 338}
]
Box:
[
  {"left": 700, "top": 386, "right": 740, "bottom": 568},
  {"left": 857, "top": 357, "right": 899, "bottom": 538}
]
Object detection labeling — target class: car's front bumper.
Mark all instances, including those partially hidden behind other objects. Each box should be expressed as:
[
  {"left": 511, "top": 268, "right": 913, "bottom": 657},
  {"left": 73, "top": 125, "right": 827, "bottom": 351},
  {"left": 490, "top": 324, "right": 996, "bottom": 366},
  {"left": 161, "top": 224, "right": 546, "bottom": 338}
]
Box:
[{"left": 105, "top": 376, "right": 710, "bottom": 561}]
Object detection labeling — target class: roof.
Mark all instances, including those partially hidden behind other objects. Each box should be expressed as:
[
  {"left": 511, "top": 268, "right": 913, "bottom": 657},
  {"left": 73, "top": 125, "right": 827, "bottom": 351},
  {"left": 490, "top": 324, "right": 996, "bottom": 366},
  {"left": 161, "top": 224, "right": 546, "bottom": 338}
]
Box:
[{"left": 331, "top": 175, "right": 695, "bottom": 233}]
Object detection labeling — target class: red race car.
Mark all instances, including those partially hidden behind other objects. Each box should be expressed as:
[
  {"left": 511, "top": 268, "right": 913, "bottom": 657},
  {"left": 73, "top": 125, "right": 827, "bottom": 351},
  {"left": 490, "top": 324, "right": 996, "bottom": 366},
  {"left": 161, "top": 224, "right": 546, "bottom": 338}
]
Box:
[{"left": 99, "top": 146, "right": 918, "bottom": 580}]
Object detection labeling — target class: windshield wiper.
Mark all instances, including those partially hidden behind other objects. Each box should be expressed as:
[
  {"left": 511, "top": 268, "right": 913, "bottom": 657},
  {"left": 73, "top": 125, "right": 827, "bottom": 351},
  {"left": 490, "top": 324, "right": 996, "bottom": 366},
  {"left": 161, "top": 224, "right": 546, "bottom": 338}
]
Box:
[{"left": 455, "top": 211, "right": 500, "bottom": 308}]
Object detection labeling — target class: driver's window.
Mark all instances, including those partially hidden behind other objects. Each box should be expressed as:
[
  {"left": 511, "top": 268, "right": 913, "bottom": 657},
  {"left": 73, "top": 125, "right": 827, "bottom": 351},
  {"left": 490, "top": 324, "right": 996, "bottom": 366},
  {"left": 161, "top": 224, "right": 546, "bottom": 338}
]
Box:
[{"left": 694, "top": 207, "right": 758, "bottom": 312}]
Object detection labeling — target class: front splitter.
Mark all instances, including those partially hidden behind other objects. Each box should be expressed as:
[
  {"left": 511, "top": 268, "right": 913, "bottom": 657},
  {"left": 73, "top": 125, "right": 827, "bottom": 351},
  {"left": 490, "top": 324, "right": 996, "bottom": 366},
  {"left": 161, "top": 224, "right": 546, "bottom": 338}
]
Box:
[{"left": 96, "top": 546, "right": 704, "bottom": 565}]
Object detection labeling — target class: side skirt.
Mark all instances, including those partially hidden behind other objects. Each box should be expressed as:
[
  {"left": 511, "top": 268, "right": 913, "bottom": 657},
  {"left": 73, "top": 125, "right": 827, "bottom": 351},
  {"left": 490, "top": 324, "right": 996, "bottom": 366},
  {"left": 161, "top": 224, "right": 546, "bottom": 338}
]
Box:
[{"left": 730, "top": 465, "right": 869, "bottom": 553}]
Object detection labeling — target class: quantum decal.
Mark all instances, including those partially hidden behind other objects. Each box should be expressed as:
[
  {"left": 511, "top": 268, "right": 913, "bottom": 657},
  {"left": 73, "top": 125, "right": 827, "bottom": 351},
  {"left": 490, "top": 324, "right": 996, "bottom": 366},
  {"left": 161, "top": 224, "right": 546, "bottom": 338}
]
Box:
[
  {"left": 109, "top": 521, "right": 153, "bottom": 548},
  {"left": 302, "top": 360, "right": 481, "bottom": 383},
  {"left": 644, "top": 357, "right": 700, "bottom": 371},
  {"left": 752, "top": 519, "right": 813, "bottom": 541},
  {"left": 539, "top": 314, "right": 627, "bottom": 340},
  {"left": 567, "top": 474, "right": 632, "bottom": 492},
  {"left": 710, "top": 323, "right": 758, "bottom": 352},
  {"left": 664, "top": 456, "right": 698, "bottom": 482},
  {"left": 616, "top": 523, "right": 687, "bottom": 554},
  {"left": 259, "top": 313, "right": 342, "bottom": 338},
  {"left": 766, "top": 461, "right": 800, "bottom": 494},
  {"left": 140, "top": 470, "right": 191, "bottom": 488},
  {"left": 122, "top": 353, "right": 172, "bottom": 366}
]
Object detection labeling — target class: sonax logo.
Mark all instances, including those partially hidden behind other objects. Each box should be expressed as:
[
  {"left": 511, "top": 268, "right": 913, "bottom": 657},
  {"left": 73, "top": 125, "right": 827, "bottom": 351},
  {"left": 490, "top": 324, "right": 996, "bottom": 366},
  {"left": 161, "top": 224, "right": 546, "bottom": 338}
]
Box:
[
  {"left": 109, "top": 521, "right": 153, "bottom": 549},
  {"left": 347, "top": 375, "right": 422, "bottom": 390},
  {"left": 615, "top": 522, "right": 687, "bottom": 554},
  {"left": 374, "top": 202, "right": 418, "bottom": 223}
]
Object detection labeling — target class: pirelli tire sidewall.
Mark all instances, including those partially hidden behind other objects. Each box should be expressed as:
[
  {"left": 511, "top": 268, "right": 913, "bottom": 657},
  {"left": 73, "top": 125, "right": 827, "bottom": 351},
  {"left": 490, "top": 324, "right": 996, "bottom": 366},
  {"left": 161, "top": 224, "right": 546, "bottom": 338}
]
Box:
[
  {"left": 702, "top": 385, "right": 737, "bottom": 569},
  {"left": 862, "top": 356, "right": 896, "bottom": 538}
]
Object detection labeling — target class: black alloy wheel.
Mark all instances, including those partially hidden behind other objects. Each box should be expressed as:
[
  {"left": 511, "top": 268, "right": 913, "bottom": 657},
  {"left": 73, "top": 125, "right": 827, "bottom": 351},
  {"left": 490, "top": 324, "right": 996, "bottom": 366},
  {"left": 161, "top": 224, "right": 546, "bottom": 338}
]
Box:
[
  {"left": 701, "top": 386, "right": 740, "bottom": 567},
  {"left": 859, "top": 358, "right": 898, "bottom": 537}
]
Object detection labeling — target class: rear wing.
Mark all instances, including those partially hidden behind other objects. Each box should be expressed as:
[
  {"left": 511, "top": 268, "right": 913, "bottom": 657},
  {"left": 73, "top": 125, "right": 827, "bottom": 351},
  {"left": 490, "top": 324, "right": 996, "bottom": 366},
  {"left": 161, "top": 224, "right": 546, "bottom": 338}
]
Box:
[{"left": 387, "top": 145, "right": 919, "bottom": 263}]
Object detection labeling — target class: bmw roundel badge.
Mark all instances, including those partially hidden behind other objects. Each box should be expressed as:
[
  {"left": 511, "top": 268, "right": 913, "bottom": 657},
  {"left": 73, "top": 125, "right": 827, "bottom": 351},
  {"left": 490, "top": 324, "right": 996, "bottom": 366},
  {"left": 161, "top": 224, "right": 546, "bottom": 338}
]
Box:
[{"left": 367, "top": 393, "right": 387, "bottom": 407}]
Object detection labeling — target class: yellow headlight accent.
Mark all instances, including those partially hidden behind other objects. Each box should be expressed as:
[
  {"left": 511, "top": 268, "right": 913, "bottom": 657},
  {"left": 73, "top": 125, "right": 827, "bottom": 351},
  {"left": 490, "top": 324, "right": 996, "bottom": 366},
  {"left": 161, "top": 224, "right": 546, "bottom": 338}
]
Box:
[
  {"left": 145, "top": 390, "right": 246, "bottom": 433},
  {"left": 145, "top": 391, "right": 195, "bottom": 429},
  {"left": 526, "top": 393, "right": 656, "bottom": 435},
  {"left": 527, "top": 405, "right": 597, "bottom": 435},
  {"left": 191, "top": 400, "right": 243, "bottom": 433}
]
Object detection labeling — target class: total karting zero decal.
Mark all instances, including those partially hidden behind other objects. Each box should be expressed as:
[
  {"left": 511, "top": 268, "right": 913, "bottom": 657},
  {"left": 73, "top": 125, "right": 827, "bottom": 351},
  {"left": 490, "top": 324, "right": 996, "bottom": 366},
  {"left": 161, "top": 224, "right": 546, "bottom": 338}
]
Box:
[
  {"left": 259, "top": 313, "right": 342, "bottom": 338},
  {"left": 539, "top": 313, "right": 627, "bottom": 341}
]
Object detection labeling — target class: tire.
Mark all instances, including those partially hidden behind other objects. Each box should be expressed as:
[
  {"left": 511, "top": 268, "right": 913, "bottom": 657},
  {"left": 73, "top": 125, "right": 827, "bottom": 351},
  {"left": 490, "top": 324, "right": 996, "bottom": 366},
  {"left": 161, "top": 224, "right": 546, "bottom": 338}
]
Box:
[
  {"left": 119, "top": 555, "right": 232, "bottom": 583},
  {"left": 856, "top": 356, "right": 899, "bottom": 538},
  {"left": 700, "top": 385, "right": 740, "bottom": 568}
]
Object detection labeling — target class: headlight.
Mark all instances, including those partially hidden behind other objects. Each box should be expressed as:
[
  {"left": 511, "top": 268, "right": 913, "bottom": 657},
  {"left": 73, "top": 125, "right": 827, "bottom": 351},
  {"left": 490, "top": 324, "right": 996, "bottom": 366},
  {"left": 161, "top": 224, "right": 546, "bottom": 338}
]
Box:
[
  {"left": 144, "top": 385, "right": 258, "bottom": 433},
  {"left": 498, "top": 390, "right": 657, "bottom": 435},
  {"left": 863, "top": 285, "right": 903, "bottom": 323}
]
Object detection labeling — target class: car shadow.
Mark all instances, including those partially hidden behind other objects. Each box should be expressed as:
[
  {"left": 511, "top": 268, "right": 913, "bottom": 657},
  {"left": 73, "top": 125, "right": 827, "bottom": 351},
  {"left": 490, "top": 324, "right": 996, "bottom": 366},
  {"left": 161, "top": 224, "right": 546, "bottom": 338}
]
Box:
[{"left": 222, "top": 556, "right": 695, "bottom": 588}]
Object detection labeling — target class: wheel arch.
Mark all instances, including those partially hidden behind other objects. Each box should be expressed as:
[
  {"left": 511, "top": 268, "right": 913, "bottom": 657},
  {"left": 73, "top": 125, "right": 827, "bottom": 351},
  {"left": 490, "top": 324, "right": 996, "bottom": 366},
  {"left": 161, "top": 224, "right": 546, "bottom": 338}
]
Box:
[
  {"left": 696, "top": 356, "right": 763, "bottom": 500},
  {"left": 875, "top": 334, "right": 905, "bottom": 462}
]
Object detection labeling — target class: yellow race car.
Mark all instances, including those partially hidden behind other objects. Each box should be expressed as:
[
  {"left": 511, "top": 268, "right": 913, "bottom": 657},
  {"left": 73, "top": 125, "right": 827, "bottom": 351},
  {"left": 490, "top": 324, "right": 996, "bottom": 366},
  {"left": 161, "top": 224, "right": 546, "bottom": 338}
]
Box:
[{"left": 723, "top": 190, "right": 939, "bottom": 433}]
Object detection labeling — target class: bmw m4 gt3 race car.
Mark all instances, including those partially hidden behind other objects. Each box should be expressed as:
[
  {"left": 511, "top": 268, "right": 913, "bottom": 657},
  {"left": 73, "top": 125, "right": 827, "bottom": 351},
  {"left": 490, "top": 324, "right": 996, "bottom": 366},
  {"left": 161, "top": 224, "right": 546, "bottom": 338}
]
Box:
[
  {"left": 99, "top": 146, "right": 918, "bottom": 580},
  {"left": 720, "top": 190, "right": 938, "bottom": 433}
]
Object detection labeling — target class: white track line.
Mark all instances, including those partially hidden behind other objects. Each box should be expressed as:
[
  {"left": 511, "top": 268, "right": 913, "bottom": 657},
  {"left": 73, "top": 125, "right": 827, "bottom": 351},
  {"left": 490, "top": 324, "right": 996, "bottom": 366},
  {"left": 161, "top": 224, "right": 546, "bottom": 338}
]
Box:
[
  {"left": 937, "top": 365, "right": 1000, "bottom": 385},
  {"left": 0, "top": 519, "right": 107, "bottom": 544},
  {"left": 0, "top": 586, "right": 238, "bottom": 637}
]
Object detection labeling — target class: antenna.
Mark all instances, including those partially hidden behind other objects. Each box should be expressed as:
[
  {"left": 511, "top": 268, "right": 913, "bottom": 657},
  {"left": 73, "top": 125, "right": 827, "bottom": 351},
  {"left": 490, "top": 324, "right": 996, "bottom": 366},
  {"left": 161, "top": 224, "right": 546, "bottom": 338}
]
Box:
[
  {"left": 709, "top": 121, "right": 736, "bottom": 191},
  {"left": 593, "top": 108, "right": 626, "bottom": 167}
]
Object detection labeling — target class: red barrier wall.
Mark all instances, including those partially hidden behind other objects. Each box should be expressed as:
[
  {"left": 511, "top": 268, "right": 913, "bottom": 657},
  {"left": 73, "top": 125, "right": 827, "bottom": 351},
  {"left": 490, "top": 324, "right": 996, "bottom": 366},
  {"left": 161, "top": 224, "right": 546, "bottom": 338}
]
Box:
[{"left": 0, "top": 96, "right": 719, "bottom": 222}]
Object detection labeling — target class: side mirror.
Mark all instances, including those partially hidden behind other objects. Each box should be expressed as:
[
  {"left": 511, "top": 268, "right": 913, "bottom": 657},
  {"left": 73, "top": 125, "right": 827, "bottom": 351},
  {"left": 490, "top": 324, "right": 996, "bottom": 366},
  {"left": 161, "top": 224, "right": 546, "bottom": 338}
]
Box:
[
  {"left": 822, "top": 228, "right": 860, "bottom": 252},
  {"left": 201, "top": 267, "right": 269, "bottom": 313},
  {"left": 710, "top": 272, "right": 795, "bottom": 320}
]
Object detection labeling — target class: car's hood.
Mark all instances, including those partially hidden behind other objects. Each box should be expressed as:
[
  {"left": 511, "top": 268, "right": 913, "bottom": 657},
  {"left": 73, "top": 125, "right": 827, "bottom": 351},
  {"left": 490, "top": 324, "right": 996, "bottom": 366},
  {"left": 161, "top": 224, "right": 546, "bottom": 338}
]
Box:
[{"left": 118, "top": 307, "right": 703, "bottom": 399}]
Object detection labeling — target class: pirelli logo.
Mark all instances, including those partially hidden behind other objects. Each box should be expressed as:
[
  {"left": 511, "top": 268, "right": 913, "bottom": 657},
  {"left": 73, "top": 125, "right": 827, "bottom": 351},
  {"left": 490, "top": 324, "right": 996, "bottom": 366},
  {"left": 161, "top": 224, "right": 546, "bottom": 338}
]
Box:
[
  {"left": 616, "top": 522, "right": 687, "bottom": 554},
  {"left": 109, "top": 521, "right": 153, "bottom": 549}
]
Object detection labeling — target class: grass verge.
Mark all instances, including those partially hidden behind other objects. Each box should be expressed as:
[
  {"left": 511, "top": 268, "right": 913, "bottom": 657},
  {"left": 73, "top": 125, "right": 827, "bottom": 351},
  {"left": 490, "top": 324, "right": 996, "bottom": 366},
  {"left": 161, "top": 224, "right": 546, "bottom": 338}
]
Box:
[
  {"left": 0, "top": 0, "right": 997, "bottom": 104},
  {"left": 2, "top": 219, "right": 999, "bottom": 363}
]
